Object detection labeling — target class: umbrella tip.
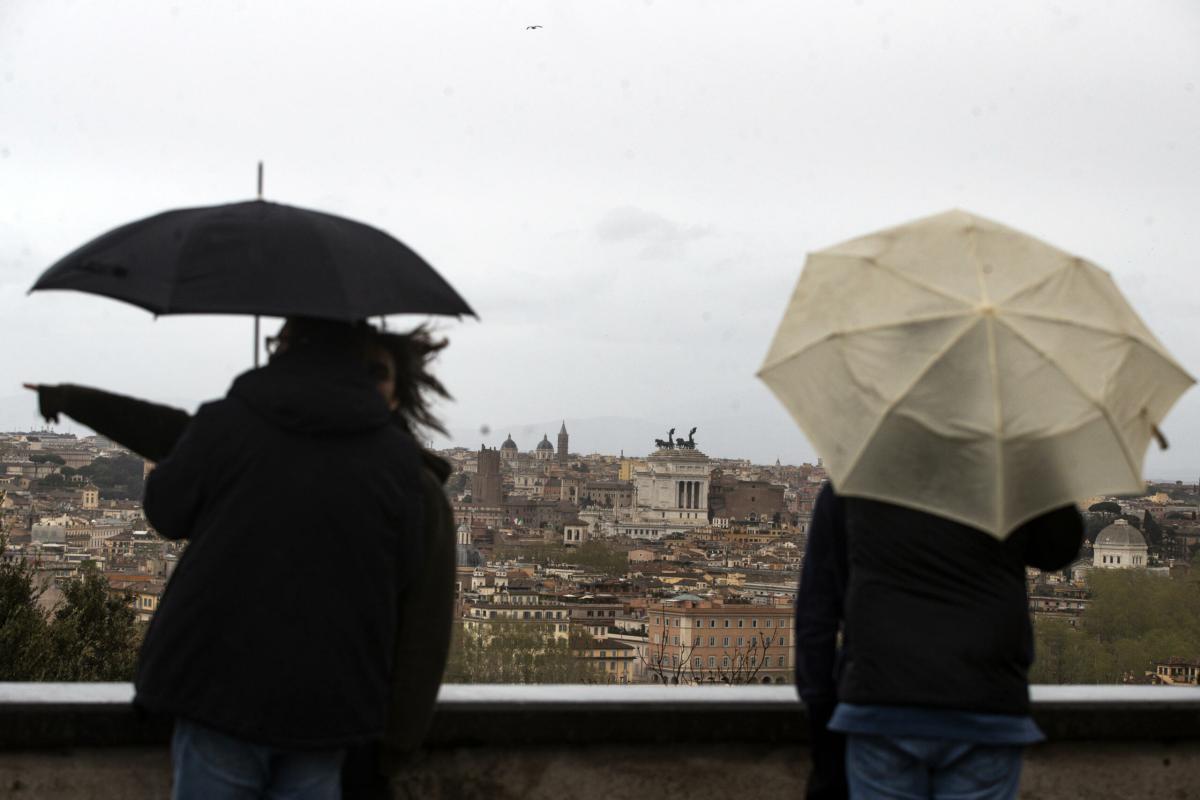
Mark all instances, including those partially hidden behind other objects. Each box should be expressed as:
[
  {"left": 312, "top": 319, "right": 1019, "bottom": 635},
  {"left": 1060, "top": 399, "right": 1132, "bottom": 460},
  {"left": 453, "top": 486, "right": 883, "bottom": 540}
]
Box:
[{"left": 257, "top": 161, "right": 264, "bottom": 200}]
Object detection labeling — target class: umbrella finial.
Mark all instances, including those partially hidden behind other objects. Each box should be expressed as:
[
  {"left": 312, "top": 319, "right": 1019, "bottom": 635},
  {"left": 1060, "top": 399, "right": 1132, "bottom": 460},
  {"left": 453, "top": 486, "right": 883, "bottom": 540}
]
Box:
[{"left": 257, "top": 161, "right": 264, "bottom": 200}]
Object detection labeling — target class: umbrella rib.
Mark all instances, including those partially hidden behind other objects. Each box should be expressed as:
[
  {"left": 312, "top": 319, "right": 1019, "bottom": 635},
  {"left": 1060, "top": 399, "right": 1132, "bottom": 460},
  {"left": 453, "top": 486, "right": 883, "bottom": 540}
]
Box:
[
  {"left": 998, "top": 308, "right": 1138, "bottom": 340},
  {"left": 757, "top": 311, "right": 975, "bottom": 374},
  {"left": 968, "top": 221, "right": 1010, "bottom": 530},
  {"left": 983, "top": 314, "right": 1005, "bottom": 535},
  {"left": 819, "top": 252, "right": 977, "bottom": 307},
  {"left": 840, "top": 317, "right": 980, "bottom": 487},
  {"left": 990, "top": 259, "right": 1074, "bottom": 306},
  {"left": 993, "top": 316, "right": 1143, "bottom": 485}
]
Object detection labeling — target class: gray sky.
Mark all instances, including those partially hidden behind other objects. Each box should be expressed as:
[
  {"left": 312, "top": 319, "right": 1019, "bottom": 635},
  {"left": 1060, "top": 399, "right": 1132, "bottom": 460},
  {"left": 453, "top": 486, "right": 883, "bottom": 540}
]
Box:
[{"left": 2, "top": 1, "right": 1198, "bottom": 478}]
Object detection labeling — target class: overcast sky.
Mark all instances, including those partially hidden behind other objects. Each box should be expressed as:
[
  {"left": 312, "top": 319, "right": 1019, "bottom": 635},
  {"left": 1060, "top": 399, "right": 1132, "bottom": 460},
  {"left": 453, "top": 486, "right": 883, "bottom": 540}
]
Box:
[{"left": 2, "top": 1, "right": 1198, "bottom": 478}]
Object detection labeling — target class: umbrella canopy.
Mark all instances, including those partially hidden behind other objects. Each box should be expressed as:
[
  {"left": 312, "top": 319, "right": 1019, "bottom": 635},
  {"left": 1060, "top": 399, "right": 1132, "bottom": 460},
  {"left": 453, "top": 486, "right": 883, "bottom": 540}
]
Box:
[
  {"left": 758, "top": 209, "right": 1194, "bottom": 538},
  {"left": 30, "top": 200, "right": 474, "bottom": 321}
]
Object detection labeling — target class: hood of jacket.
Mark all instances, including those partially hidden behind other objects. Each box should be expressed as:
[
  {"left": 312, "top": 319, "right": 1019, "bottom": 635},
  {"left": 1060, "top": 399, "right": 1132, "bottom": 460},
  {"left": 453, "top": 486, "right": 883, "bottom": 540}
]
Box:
[{"left": 228, "top": 349, "right": 392, "bottom": 435}]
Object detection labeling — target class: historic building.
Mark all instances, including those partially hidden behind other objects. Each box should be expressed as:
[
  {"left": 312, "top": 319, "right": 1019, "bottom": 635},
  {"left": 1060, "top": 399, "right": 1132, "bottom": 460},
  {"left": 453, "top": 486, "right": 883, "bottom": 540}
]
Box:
[
  {"left": 1093, "top": 519, "right": 1149, "bottom": 569},
  {"left": 472, "top": 446, "right": 503, "bottom": 507},
  {"left": 534, "top": 435, "right": 555, "bottom": 462},
  {"left": 557, "top": 422, "right": 569, "bottom": 464},
  {"left": 500, "top": 434, "right": 519, "bottom": 463},
  {"left": 632, "top": 448, "right": 711, "bottom": 526},
  {"left": 616, "top": 433, "right": 713, "bottom": 539},
  {"left": 708, "top": 473, "right": 786, "bottom": 524},
  {"left": 646, "top": 596, "right": 795, "bottom": 685}
]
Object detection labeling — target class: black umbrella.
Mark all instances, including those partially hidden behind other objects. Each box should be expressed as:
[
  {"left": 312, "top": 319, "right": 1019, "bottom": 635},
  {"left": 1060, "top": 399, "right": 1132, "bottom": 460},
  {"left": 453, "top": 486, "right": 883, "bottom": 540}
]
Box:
[{"left": 30, "top": 199, "right": 475, "bottom": 321}]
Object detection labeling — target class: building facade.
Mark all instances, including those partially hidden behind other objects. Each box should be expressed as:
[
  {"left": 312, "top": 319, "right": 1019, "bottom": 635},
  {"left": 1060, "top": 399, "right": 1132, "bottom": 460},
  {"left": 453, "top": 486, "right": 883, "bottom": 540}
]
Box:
[{"left": 645, "top": 596, "right": 795, "bottom": 685}]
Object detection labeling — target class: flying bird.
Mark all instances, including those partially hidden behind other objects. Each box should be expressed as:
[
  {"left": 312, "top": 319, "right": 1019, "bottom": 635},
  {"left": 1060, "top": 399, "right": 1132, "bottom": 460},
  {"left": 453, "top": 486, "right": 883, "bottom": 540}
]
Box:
[{"left": 526, "top": 25, "right": 542, "bottom": 29}]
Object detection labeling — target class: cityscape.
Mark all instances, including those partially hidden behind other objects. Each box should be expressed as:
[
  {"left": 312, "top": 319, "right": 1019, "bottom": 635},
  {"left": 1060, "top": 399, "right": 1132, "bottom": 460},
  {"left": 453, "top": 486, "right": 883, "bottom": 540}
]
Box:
[{"left": 3, "top": 422, "right": 1198, "bottom": 687}]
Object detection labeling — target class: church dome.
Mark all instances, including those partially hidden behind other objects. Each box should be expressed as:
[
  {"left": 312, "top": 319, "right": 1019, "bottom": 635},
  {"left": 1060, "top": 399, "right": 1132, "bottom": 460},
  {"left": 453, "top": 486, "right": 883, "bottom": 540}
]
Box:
[
  {"left": 501, "top": 434, "right": 518, "bottom": 451},
  {"left": 536, "top": 435, "right": 554, "bottom": 451},
  {"left": 1095, "top": 519, "right": 1147, "bottom": 548}
]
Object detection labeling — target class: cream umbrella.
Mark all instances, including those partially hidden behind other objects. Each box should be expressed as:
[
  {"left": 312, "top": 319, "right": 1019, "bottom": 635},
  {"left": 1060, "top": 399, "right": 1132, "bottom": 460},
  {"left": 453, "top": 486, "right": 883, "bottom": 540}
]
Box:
[{"left": 758, "top": 209, "right": 1194, "bottom": 538}]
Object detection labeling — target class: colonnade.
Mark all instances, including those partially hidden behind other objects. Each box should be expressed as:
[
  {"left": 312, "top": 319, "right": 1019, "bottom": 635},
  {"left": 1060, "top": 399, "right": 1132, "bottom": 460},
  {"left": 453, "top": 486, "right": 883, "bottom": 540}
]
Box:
[{"left": 676, "top": 480, "right": 703, "bottom": 510}]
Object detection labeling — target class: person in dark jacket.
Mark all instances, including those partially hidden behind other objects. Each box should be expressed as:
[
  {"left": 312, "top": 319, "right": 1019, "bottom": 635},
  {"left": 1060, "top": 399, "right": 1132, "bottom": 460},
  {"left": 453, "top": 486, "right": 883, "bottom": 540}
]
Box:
[
  {"left": 27, "top": 324, "right": 457, "bottom": 800},
  {"left": 801, "top": 484, "right": 1082, "bottom": 800},
  {"left": 136, "top": 318, "right": 426, "bottom": 798}
]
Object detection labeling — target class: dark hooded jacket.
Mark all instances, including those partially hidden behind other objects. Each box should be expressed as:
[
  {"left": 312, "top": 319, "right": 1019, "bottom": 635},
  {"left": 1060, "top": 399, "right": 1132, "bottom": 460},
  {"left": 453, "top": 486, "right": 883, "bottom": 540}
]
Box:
[
  {"left": 831, "top": 491, "right": 1083, "bottom": 716},
  {"left": 134, "top": 349, "right": 425, "bottom": 748}
]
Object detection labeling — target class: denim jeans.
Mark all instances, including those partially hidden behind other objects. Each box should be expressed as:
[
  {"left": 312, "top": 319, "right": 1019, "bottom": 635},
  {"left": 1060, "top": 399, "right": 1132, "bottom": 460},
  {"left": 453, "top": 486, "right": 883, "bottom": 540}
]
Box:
[
  {"left": 845, "top": 734, "right": 1022, "bottom": 800},
  {"left": 171, "top": 718, "right": 346, "bottom": 800}
]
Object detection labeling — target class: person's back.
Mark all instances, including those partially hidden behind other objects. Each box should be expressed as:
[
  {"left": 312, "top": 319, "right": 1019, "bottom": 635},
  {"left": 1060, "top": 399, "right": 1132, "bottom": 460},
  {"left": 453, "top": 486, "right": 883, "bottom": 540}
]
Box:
[
  {"left": 829, "top": 496, "right": 1082, "bottom": 799},
  {"left": 136, "top": 323, "right": 425, "bottom": 795}
]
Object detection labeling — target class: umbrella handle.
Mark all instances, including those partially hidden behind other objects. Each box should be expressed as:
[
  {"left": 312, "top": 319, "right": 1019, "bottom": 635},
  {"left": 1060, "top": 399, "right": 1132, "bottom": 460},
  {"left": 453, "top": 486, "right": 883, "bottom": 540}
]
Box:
[{"left": 1152, "top": 424, "right": 1169, "bottom": 451}]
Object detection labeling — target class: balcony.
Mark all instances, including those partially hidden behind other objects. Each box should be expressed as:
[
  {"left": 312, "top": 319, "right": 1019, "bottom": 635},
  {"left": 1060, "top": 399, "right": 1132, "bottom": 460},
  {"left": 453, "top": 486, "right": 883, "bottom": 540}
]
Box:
[{"left": 2, "top": 684, "right": 1199, "bottom": 798}]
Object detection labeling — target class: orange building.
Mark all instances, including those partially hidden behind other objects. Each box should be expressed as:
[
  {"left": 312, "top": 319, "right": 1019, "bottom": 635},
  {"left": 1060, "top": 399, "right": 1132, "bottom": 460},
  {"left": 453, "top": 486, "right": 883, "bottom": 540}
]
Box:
[{"left": 645, "top": 595, "right": 794, "bottom": 685}]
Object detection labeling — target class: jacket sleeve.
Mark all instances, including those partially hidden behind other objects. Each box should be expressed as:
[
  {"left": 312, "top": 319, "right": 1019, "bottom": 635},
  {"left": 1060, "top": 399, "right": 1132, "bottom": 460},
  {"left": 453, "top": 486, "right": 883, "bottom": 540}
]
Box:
[
  {"left": 36, "top": 384, "right": 192, "bottom": 463},
  {"left": 142, "top": 404, "right": 220, "bottom": 540},
  {"left": 795, "top": 483, "right": 846, "bottom": 705},
  {"left": 380, "top": 467, "right": 456, "bottom": 766},
  {"left": 1017, "top": 505, "right": 1084, "bottom": 571}
]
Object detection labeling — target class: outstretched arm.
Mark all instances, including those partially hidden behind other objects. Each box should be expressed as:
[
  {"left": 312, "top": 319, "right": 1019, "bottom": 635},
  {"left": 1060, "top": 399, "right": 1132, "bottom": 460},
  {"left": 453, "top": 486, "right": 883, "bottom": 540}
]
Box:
[{"left": 25, "top": 383, "right": 191, "bottom": 462}]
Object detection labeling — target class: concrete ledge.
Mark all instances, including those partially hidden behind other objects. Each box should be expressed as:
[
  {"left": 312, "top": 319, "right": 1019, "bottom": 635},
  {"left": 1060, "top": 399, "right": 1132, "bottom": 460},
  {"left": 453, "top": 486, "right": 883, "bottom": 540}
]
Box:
[
  {"left": 4, "top": 685, "right": 1200, "bottom": 799},
  {"left": 4, "top": 683, "right": 1200, "bottom": 749}
]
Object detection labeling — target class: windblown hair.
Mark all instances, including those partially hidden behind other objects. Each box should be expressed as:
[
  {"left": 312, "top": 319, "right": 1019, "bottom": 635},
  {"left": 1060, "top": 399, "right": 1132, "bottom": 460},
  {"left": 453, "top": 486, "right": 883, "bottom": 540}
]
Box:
[{"left": 374, "top": 326, "right": 451, "bottom": 436}]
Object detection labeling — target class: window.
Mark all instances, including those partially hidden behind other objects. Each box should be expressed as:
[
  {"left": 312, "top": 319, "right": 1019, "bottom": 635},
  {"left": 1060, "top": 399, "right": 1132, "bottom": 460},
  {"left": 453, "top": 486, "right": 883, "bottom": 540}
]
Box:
[
  {"left": 738, "top": 619, "right": 744, "bottom": 628},
  {"left": 710, "top": 620, "right": 716, "bottom": 628},
  {"left": 764, "top": 657, "right": 772, "bottom": 667},
  {"left": 708, "top": 636, "right": 715, "bottom": 646},
  {"left": 722, "top": 656, "right": 730, "bottom": 668},
  {"left": 723, "top": 636, "right": 730, "bottom": 647},
  {"left": 766, "top": 619, "right": 773, "bottom": 628},
  {"left": 672, "top": 635, "right": 679, "bottom": 646},
  {"left": 694, "top": 657, "right": 702, "bottom": 668},
  {"left": 723, "top": 619, "right": 730, "bottom": 628},
  {"left": 708, "top": 656, "right": 716, "bottom": 668},
  {"left": 751, "top": 619, "right": 758, "bottom": 628}
]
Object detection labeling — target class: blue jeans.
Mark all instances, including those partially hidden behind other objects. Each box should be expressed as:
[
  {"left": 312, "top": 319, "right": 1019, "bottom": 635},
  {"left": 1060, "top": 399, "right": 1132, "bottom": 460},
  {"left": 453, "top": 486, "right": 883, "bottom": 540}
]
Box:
[
  {"left": 171, "top": 719, "right": 346, "bottom": 800},
  {"left": 845, "top": 734, "right": 1022, "bottom": 800}
]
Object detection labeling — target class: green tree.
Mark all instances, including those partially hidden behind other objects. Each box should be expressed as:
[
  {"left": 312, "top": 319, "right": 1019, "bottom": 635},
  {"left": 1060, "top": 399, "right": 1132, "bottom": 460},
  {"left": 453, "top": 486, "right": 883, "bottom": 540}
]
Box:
[
  {"left": 492, "top": 542, "right": 570, "bottom": 566},
  {"left": 43, "top": 565, "right": 141, "bottom": 681},
  {"left": 561, "top": 540, "right": 627, "bottom": 577},
  {"left": 29, "top": 453, "right": 65, "bottom": 466},
  {"left": 0, "top": 532, "right": 141, "bottom": 681},
  {"left": 76, "top": 453, "right": 145, "bottom": 500},
  {"left": 1033, "top": 569, "right": 1200, "bottom": 684},
  {"left": 1088, "top": 501, "right": 1122, "bottom": 514},
  {"left": 0, "top": 532, "right": 50, "bottom": 679},
  {"left": 443, "top": 619, "right": 589, "bottom": 683},
  {"left": 36, "top": 473, "right": 66, "bottom": 489}
]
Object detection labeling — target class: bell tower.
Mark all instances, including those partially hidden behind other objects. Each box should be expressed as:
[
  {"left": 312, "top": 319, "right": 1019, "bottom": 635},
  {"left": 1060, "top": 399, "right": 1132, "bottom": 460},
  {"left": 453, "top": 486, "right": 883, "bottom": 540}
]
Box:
[{"left": 557, "top": 421, "right": 569, "bottom": 464}]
